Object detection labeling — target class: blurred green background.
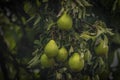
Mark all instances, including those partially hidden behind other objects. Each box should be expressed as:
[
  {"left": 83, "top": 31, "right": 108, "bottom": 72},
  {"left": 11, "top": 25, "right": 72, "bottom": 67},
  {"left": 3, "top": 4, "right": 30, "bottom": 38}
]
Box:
[{"left": 0, "top": 0, "right": 120, "bottom": 80}]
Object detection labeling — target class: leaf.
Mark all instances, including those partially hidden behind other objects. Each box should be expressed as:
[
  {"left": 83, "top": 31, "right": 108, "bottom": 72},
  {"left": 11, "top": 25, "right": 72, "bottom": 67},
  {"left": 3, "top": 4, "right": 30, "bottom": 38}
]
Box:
[
  {"left": 4, "top": 30, "right": 16, "bottom": 50},
  {"left": 3, "top": 25, "right": 23, "bottom": 52},
  {"left": 42, "top": 0, "right": 48, "bottom": 3},
  {"left": 80, "top": 0, "right": 92, "bottom": 7},
  {"left": 78, "top": 9, "right": 82, "bottom": 19},
  {"left": 32, "top": 48, "right": 39, "bottom": 55},
  {"left": 56, "top": 72, "right": 62, "bottom": 80},
  {"left": 80, "top": 32, "right": 95, "bottom": 41},
  {"left": 74, "top": 32, "right": 80, "bottom": 40},
  {"left": 24, "top": 2, "right": 36, "bottom": 16},
  {"left": 76, "top": 0, "right": 84, "bottom": 7},
  {"left": 94, "top": 75, "right": 100, "bottom": 80},
  {"left": 82, "top": 8, "right": 86, "bottom": 18},
  {"left": 47, "top": 22, "right": 55, "bottom": 31},
  {"left": 105, "top": 28, "right": 114, "bottom": 36},
  {"left": 112, "top": 0, "right": 118, "bottom": 11},
  {"left": 36, "top": 0, "right": 41, "bottom": 7},
  {"left": 69, "top": 46, "right": 74, "bottom": 54},
  {"left": 26, "top": 15, "right": 35, "bottom": 23},
  {"left": 46, "top": 18, "right": 55, "bottom": 31},
  {"left": 24, "top": 2, "right": 32, "bottom": 13},
  {"left": 33, "top": 16, "right": 41, "bottom": 26},
  {"left": 28, "top": 54, "right": 40, "bottom": 68},
  {"left": 66, "top": 73, "right": 72, "bottom": 80}
]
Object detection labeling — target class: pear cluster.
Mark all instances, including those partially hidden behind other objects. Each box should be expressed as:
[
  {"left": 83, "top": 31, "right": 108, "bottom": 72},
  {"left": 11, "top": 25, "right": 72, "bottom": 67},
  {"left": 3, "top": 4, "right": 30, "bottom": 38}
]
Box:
[
  {"left": 40, "top": 40, "right": 68, "bottom": 68},
  {"left": 40, "top": 39, "right": 85, "bottom": 72}
]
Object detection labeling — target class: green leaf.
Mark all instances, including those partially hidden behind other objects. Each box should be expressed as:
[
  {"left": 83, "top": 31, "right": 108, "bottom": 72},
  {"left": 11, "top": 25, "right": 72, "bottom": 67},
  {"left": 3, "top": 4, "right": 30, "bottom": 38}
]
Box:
[
  {"left": 3, "top": 25, "right": 23, "bottom": 51},
  {"left": 28, "top": 54, "right": 40, "bottom": 68},
  {"left": 32, "top": 48, "right": 39, "bottom": 55},
  {"left": 42, "top": 0, "right": 48, "bottom": 3},
  {"left": 24, "top": 2, "right": 32, "bottom": 13},
  {"left": 26, "top": 15, "right": 36, "bottom": 23},
  {"left": 69, "top": 46, "right": 74, "bottom": 54},
  {"left": 24, "top": 2, "right": 36, "bottom": 16},
  {"left": 46, "top": 18, "right": 55, "bottom": 31},
  {"left": 47, "top": 22, "right": 55, "bottom": 31},
  {"left": 80, "top": 31, "right": 95, "bottom": 41},
  {"left": 33, "top": 16, "right": 41, "bottom": 26},
  {"left": 112, "top": 0, "right": 118, "bottom": 11},
  {"left": 112, "top": 31, "right": 120, "bottom": 44},
  {"left": 80, "top": 0, "right": 92, "bottom": 7},
  {"left": 36, "top": 0, "right": 41, "bottom": 7},
  {"left": 82, "top": 8, "right": 86, "bottom": 18},
  {"left": 78, "top": 9, "right": 82, "bottom": 19},
  {"left": 56, "top": 72, "right": 62, "bottom": 80},
  {"left": 76, "top": 0, "right": 84, "bottom": 7}
]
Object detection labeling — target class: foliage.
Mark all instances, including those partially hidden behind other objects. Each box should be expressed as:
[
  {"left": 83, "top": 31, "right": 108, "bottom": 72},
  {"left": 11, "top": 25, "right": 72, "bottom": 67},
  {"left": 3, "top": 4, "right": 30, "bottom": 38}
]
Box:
[{"left": 0, "top": 0, "right": 120, "bottom": 80}]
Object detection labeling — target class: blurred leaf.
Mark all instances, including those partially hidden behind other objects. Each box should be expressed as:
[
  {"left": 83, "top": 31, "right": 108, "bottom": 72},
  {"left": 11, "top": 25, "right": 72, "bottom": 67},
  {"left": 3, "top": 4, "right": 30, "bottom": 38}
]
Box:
[
  {"left": 78, "top": 9, "right": 82, "bottom": 19},
  {"left": 25, "top": 27, "right": 35, "bottom": 42},
  {"left": 82, "top": 8, "right": 86, "bottom": 18},
  {"left": 32, "top": 48, "right": 39, "bottom": 55},
  {"left": 66, "top": 73, "right": 72, "bottom": 80},
  {"left": 0, "top": 13, "right": 10, "bottom": 24},
  {"left": 0, "top": 70, "right": 4, "bottom": 80},
  {"left": 94, "top": 75, "right": 100, "bottom": 80},
  {"left": 24, "top": 2, "right": 32, "bottom": 13},
  {"left": 81, "top": 0, "right": 92, "bottom": 7},
  {"left": 80, "top": 31, "right": 95, "bottom": 41},
  {"left": 42, "top": 0, "right": 48, "bottom": 3},
  {"left": 84, "top": 49, "right": 92, "bottom": 62},
  {"left": 56, "top": 72, "right": 62, "bottom": 80},
  {"left": 24, "top": 2, "right": 36, "bottom": 16},
  {"left": 36, "top": 0, "right": 41, "bottom": 7},
  {"left": 112, "top": 0, "right": 118, "bottom": 11},
  {"left": 5, "top": 34, "right": 16, "bottom": 50},
  {"left": 26, "top": 15, "right": 36, "bottom": 23},
  {"left": 83, "top": 75, "right": 91, "bottom": 80},
  {"left": 69, "top": 46, "right": 74, "bottom": 54},
  {"left": 74, "top": 32, "right": 80, "bottom": 40},
  {"left": 76, "top": 0, "right": 84, "bottom": 7},
  {"left": 111, "top": 49, "right": 119, "bottom": 68},
  {"left": 33, "top": 69, "right": 40, "bottom": 78},
  {"left": 34, "top": 40, "right": 41, "bottom": 46},
  {"left": 21, "top": 17, "right": 26, "bottom": 25},
  {"left": 47, "top": 21, "right": 55, "bottom": 31},
  {"left": 28, "top": 54, "right": 40, "bottom": 68},
  {"left": 112, "top": 31, "right": 120, "bottom": 44},
  {"left": 33, "top": 16, "right": 41, "bottom": 26}
]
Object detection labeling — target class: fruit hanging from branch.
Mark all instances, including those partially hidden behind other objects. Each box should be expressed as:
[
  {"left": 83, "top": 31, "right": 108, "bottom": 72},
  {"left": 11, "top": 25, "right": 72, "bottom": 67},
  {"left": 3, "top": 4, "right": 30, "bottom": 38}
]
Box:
[
  {"left": 40, "top": 54, "right": 55, "bottom": 68},
  {"left": 57, "top": 11, "right": 73, "bottom": 30},
  {"left": 56, "top": 47, "right": 68, "bottom": 62},
  {"left": 68, "top": 53, "right": 84, "bottom": 72},
  {"left": 44, "top": 40, "right": 59, "bottom": 58},
  {"left": 94, "top": 35, "right": 109, "bottom": 56}
]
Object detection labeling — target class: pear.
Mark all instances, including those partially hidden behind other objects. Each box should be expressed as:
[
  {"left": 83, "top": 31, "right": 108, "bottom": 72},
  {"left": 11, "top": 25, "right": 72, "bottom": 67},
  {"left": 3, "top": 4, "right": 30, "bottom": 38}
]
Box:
[
  {"left": 56, "top": 47, "right": 68, "bottom": 62},
  {"left": 57, "top": 11, "right": 73, "bottom": 30},
  {"left": 94, "top": 39, "right": 108, "bottom": 56},
  {"left": 44, "top": 40, "right": 59, "bottom": 58},
  {"left": 68, "top": 53, "right": 84, "bottom": 72},
  {"left": 40, "top": 54, "right": 55, "bottom": 68}
]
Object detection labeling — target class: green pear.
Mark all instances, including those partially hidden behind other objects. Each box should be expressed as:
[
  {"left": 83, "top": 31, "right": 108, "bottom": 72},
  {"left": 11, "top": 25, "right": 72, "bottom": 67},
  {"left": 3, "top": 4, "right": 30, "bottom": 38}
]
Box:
[
  {"left": 68, "top": 53, "right": 84, "bottom": 72},
  {"left": 40, "top": 54, "right": 55, "bottom": 68},
  {"left": 57, "top": 11, "right": 73, "bottom": 30},
  {"left": 94, "top": 39, "right": 108, "bottom": 56},
  {"left": 44, "top": 40, "right": 59, "bottom": 58},
  {"left": 56, "top": 47, "right": 68, "bottom": 62}
]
